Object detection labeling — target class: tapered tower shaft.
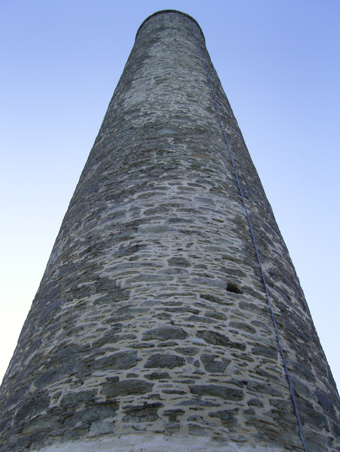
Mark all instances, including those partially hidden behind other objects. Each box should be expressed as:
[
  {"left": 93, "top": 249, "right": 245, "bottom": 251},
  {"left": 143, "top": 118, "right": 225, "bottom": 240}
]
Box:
[{"left": 0, "top": 10, "right": 339, "bottom": 452}]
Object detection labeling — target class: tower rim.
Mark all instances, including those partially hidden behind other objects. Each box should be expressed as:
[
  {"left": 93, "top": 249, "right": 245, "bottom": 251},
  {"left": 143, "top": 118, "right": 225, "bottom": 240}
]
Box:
[{"left": 135, "top": 10, "right": 205, "bottom": 42}]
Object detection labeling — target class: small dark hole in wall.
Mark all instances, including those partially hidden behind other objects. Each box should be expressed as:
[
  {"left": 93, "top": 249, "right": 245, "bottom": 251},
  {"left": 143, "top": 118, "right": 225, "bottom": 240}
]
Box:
[{"left": 226, "top": 283, "right": 243, "bottom": 294}]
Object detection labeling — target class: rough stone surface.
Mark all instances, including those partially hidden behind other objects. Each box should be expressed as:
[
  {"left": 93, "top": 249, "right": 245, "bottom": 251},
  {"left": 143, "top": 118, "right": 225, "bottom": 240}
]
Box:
[
  {"left": 28, "top": 434, "right": 290, "bottom": 451},
  {"left": 0, "top": 9, "right": 339, "bottom": 452}
]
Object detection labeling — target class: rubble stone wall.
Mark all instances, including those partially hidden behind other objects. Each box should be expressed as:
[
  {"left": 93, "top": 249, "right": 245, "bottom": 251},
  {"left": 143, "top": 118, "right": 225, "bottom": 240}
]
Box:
[{"left": 0, "top": 10, "right": 339, "bottom": 452}]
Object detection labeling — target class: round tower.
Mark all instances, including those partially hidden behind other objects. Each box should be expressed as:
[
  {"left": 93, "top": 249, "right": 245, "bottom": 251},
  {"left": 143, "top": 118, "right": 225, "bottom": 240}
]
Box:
[{"left": 0, "top": 10, "right": 339, "bottom": 452}]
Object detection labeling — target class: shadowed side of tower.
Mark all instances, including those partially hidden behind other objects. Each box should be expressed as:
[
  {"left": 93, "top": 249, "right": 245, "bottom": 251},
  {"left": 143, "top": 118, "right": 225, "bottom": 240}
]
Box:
[{"left": 0, "top": 10, "right": 339, "bottom": 452}]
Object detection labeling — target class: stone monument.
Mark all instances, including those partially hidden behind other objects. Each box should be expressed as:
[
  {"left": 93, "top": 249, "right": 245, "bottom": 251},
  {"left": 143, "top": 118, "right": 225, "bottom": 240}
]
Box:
[{"left": 0, "top": 10, "right": 339, "bottom": 452}]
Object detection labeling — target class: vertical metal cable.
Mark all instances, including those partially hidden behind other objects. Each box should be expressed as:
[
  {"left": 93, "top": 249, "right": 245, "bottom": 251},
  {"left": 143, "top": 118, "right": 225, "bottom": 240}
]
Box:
[{"left": 192, "top": 22, "right": 308, "bottom": 452}]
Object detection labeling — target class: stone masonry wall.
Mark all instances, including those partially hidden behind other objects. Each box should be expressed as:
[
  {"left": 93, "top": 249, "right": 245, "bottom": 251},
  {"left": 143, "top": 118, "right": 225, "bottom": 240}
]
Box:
[{"left": 0, "top": 10, "right": 339, "bottom": 452}]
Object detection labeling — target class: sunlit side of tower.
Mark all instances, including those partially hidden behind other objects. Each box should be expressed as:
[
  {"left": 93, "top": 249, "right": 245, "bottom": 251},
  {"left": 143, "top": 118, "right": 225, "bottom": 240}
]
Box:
[{"left": 0, "top": 10, "right": 339, "bottom": 452}]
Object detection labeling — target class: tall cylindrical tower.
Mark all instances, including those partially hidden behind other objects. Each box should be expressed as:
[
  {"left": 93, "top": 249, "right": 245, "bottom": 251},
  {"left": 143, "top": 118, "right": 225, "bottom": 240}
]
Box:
[{"left": 0, "top": 10, "right": 339, "bottom": 452}]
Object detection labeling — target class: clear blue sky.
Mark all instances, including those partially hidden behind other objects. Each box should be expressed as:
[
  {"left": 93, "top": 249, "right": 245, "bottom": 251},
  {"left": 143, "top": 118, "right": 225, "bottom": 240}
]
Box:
[{"left": 1, "top": 0, "right": 339, "bottom": 391}]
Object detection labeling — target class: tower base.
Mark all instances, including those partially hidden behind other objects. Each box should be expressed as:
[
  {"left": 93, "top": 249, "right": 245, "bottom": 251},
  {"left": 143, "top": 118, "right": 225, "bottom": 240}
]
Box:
[{"left": 31, "top": 435, "right": 287, "bottom": 452}]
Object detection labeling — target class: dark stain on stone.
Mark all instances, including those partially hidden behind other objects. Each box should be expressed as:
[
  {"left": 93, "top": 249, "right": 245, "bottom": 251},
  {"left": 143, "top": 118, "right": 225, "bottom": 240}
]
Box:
[{"left": 226, "top": 282, "right": 243, "bottom": 294}]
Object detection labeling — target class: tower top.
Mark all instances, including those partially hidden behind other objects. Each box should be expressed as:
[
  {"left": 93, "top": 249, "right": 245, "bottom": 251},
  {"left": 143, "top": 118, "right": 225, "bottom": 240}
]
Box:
[{"left": 136, "top": 9, "right": 205, "bottom": 42}]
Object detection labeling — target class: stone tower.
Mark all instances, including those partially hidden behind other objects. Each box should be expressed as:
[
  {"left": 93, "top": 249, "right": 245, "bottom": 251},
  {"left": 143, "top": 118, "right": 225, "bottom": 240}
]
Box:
[{"left": 0, "top": 10, "right": 339, "bottom": 452}]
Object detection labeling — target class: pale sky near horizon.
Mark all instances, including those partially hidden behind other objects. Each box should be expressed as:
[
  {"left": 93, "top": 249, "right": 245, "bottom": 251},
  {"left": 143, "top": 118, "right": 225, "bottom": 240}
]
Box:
[{"left": 1, "top": 0, "right": 339, "bottom": 393}]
